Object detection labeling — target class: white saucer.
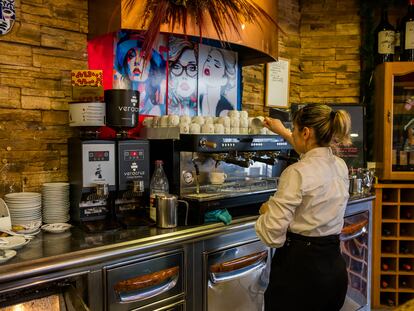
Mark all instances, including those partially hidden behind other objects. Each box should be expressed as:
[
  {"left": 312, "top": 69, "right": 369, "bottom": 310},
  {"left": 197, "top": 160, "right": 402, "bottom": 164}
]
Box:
[
  {"left": 0, "top": 250, "right": 17, "bottom": 263},
  {"left": 41, "top": 223, "right": 72, "bottom": 233},
  {"left": 0, "top": 236, "right": 28, "bottom": 250}
]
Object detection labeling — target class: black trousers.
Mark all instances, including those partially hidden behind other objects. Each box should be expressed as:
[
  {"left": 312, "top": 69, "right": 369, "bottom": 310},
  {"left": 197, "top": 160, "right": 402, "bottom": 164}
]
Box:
[{"left": 264, "top": 232, "right": 348, "bottom": 311}]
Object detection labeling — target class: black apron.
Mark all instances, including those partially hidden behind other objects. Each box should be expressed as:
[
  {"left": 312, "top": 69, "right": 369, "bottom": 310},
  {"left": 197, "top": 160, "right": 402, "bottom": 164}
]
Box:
[{"left": 264, "top": 231, "right": 348, "bottom": 311}]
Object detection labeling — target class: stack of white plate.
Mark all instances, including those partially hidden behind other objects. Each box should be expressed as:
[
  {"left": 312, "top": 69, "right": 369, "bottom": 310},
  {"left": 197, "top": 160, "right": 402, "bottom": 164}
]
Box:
[
  {"left": 42, "top": 183, "right": 70, "bottom": 224},
  {"left": 4, "top": 192, "right": 42, "bottom": 226}
]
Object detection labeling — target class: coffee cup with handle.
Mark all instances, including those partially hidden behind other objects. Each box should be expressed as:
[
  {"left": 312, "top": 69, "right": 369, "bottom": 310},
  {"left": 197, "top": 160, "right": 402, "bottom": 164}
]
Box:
[{"left": 209, "top": 171, "right": 227, "bottom": 185}]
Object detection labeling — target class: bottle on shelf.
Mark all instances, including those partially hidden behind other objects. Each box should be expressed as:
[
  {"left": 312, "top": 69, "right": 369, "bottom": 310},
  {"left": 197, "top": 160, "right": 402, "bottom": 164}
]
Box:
[
  {"left": 395, "top": 18, "right": 402, "bottom": 61},
  {"left": 401, "top": 0, "right": 414, "bottom": 61},
  {"left": 381, "top": 280, "right": 389, "bottom": 288},
  {"left": 402, "top": 263, "right": 412, "bottom": 271},
  {"left": 382, "top": 262, "right": 390, "bottom": 271},
  {"left": 374, "top": 5, "right": 395, "bottom": 65},
  {"left": 386, "top": 299, "right": 395, "bottom": 307},
  {"left": 382, "top": 227, "right": 393, "bottom": 236},
  {"left": 149, "top": 160, "right": 169, "bottom": 222}
]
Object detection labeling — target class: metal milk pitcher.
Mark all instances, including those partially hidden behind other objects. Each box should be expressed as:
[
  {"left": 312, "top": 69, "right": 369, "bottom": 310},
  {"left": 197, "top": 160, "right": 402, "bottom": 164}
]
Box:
[{"left": 156, "top": 194, "right": 189, "bottom": 228}]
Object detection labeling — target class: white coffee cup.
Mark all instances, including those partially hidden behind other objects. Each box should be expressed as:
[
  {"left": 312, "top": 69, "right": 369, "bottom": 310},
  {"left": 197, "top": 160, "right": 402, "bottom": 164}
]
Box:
[
  {"left": 240, "top": 128, "right": 249, "bottom": 134},
  {"left": 214, "top": 123, "right": 225, "bottom": 134},
  {"left": 160, "top": 115, "right": 169, "bottom": 127},
  {"left": 190, "top": 123, "right": 201, "bottom": 134},
  {"left": 168, "top": 115, "right": 180, "bottom": 127},
  {"left": 204, "top": 116, "right": 214, "bottom": 125},
  {"left": 240, "top": 117, "right": 249, "bottom": 128},
  {"left": 217, "top": 116, "right": 230, "bottom": 127},
  {"left": 228, "top": 110, "right": 240, "bottom": 118},
  {"left": 142, "top": 117, "right": 153, "bottom": 128},
  {"left": 250, "top": 116, "right": 265, "bottom": 133},
  {"left": 180, "top": 115, "right": 191, "bottom": 124},
  {"left": 230, "top": 127, "right": 240, "bottom": 134},
  {"left": 152, "top": 116, "right": 161, "bottom": 128},
  {"left": 230, "top": 117, "right": 240, "bottom": 128},
  {"left": 192, "top": 116, "right": 205, "bottom": 125},
  {"left": 202, "top": 123, "right": 214, "bottom": 134},
  {"left": 210, "top": 171, "right": 227, "bottom": 184},
  {"left": 180, "top": 123, "right": 190, "bottom": 134},
  {"left": 240, "top": 110, "right": 249, "bottom": 119}
]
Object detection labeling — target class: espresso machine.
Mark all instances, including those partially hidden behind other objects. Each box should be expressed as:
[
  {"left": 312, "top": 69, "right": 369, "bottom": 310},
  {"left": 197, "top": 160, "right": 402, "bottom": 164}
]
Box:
[
  {"left": 149, "top": 134, "right": 295, "bottom": 224},
  {"left": 68, "top": 138, "right": 118, "bottom": 232}
]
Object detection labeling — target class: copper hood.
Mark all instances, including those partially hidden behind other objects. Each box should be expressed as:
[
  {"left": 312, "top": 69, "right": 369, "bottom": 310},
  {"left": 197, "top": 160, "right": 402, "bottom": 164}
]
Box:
[{"left": 88, "top": 0, "right": 278, "bottom": 65}]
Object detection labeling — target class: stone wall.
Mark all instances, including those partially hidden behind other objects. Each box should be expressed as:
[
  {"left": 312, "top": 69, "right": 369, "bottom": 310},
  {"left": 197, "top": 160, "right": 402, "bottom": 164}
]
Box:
[
  {"left": 0, "top": 0, "right": 88, "bottom": 194},
  {"left": 242, "top": 0, "right": 361, "bottom": 117},
  {"left": 0, "top": 0, "right": 362, "bottom": 194}
]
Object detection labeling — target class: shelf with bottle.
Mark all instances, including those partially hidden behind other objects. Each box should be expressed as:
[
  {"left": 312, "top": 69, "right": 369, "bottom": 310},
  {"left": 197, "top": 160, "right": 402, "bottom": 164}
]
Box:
[
  {"left": 382, "top": 240, "right": 399, "bottom": 255},
  {"left": 400, "top": 223, "right": 414, "bottom": 237},
  {"left": 382, "top": 222, "right": 399, "bottom": 237},
  {"left": 380, "top": 292, "right": 397, "bottom": 307},
  {"left": 398, "top": 275, "right": 414, "bottom": 291},
  {"left": 400, "top": 206, "right": 414, "bottom": 220},
  {"left": 382, "top": 188, "right": 399, "bottom": 203},
  {"left": 381, "top": 275, "right": 397, "bottom": 290},
  {"left": 382, "top": 257, "right": 397, "bottom": 272},
  {"left": 400, "top": 240, "right": 414, "bottom": 255},
  {"left": 399, "top": 258, "right": 414, "bottom": 272}
]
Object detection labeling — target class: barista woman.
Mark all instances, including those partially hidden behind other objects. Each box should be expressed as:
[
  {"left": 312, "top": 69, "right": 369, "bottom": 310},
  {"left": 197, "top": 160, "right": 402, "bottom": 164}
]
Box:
[{"left": 255, "top": 104, "right": 351, "bottom": 311}]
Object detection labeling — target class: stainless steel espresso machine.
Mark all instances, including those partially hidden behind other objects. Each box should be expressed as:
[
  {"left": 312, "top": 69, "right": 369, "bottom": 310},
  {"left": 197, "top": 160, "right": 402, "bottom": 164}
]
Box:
[{"left": 149, "top": 134, "right": 295, "bottom": 224}]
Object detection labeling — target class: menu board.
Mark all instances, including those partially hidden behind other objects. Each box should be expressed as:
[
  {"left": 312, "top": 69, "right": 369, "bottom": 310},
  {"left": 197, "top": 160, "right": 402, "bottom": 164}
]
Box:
[{"left": 265, "top": 58, "right": 290, "bottom": 108}]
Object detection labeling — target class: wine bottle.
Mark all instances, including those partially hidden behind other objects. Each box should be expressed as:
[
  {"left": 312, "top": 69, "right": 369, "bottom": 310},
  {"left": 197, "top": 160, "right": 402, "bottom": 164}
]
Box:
[
  {"left": 381, "top": 280, "right": 389, "bottom": 288},
  {"left": 386, "top": 299, "right": 395, "bottom": 307},
  {"left": 382, "top": 263, "right": 390, "bottom": 271},
  {"left": 402, "top": 263, "right": 412, "bottom": 271},
  {"left": 383, "top": 228, "right": 393, "bottom": 236},
  {"left": 401, "top": 0, "right": 414, "bottom": 61},
  {"left": 374, "top": 6, "right": 395, "bottom": 65},
  {"left": 395, "top": 18, "right": 402, "bottom": 61}
]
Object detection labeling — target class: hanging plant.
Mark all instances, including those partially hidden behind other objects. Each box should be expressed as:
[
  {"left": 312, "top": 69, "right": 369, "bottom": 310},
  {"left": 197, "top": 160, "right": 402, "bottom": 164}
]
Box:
[{"left": 123, "top": 0, "right": 280, "bottom": 65}]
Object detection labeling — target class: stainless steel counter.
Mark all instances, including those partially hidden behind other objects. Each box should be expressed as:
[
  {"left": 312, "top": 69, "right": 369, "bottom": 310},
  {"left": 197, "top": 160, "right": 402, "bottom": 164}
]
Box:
[{"left": 0, "top": 194, "right": 375, "bottom": 285}]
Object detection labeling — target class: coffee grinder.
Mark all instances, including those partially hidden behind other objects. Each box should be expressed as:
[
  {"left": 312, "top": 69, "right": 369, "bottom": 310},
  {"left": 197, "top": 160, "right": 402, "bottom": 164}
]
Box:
[
  {"left": 68, "top": 139, "right": 119, "bottom": 232},
  {"left": 104, "top": 89, "right": 152, "bottom": 227}
]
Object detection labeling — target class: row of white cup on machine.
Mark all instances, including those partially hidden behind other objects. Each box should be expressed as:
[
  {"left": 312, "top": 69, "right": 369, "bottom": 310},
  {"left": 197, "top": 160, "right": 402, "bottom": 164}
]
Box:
[{"left": 142, "top": 112, "right": 272, "bottom": 135}]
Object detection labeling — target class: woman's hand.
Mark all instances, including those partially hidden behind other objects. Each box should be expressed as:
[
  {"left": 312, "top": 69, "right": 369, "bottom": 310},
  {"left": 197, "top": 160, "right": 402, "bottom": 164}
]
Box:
[
  {"left": 259, "top": 202, "right": 270, "bottom": 214},
  {"left": 263, "top": 117, "right": 287, "bottom": 135},
  {"left": 263, "top": 117, "right": 293, "bottom": 145}
]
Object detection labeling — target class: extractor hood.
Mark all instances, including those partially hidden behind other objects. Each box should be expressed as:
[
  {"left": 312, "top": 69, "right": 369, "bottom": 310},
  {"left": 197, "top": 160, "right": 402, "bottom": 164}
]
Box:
[{"left": 88, "top": 0, "right": 278, "bottom": 66}]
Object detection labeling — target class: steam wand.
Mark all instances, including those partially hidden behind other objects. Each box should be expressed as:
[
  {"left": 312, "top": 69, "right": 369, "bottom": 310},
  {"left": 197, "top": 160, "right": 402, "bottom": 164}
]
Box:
[{"left": 191, "top": 155, "right": 200, "bottom": 194}]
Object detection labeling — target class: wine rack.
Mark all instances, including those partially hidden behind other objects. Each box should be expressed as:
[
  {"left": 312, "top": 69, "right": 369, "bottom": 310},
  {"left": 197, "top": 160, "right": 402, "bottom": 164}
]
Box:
[{"left": 373, "top": 184, "right": 414, "bottom": 308}]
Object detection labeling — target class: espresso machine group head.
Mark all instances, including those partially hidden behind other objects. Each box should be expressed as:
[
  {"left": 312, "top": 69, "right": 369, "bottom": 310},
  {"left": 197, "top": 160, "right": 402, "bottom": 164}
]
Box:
[{"left": 68, "top": 138, "right": 118, "bottom": 232}]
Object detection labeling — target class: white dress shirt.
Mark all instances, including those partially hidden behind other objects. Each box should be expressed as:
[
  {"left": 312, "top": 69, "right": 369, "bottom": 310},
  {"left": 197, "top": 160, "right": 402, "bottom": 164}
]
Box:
[{"left": 255, "top": 147, "right": 349, "bottom": 248}]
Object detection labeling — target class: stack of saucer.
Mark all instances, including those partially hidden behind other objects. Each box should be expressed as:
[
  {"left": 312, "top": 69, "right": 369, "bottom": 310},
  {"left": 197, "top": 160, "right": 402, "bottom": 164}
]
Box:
[
  {"left": 4, "top": 192, "right": 42, "bottom": 226},
  {"left": 42, "top": 183, "right": 70, "bottom": 224}
]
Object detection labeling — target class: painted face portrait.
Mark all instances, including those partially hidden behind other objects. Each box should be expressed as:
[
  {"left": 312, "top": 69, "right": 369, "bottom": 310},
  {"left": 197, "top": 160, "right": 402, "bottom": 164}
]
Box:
[
  {"left": 171, "top": 49, "right": 197, "bottom": 98},
  {"left": 202, "top": 49, "right": 227, "bottom": 88},
  {"left": 126, "top": 47, "right": 150, "bottom": 82},
  {"left": 0, "top": 0, "right": 15, "bottom": 35}
]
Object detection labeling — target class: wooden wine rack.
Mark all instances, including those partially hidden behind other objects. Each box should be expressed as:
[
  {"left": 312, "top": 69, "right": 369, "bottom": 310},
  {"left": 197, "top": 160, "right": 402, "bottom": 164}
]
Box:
[{"left": 372, "top": 183, "right": 414, "bottom": 308}]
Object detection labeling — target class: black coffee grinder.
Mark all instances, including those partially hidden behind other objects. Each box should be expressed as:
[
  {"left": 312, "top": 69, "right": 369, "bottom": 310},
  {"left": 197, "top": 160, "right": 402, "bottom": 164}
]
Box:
[
  {"left": 104, "top": 89, "right": 152, "bottom": 227},
  {"left": 68, "top": 138, "right": 119, "bottom": 232}
]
